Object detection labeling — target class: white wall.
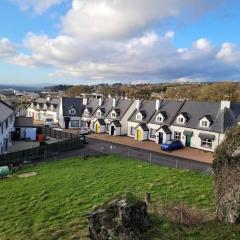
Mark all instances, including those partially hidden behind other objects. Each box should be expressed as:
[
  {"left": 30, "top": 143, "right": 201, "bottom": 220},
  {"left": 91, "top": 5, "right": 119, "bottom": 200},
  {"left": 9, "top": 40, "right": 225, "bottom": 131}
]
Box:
[
  {"left": 0, "top": 114, "right": 15, "bottom": 154},
  {"left": 170, "top": 125, "right": 224, "bottom": 152},
  {"left": 127, "top": 122, "right": 138, "bottom": 138},
  {"left": 119, "top": 100, "right": 137, "bottom": 135}
]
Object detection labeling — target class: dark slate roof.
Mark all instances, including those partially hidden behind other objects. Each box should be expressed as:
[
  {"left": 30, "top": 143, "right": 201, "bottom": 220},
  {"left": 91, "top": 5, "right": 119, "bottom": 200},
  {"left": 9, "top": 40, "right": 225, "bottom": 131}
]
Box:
[
  {"left": 62, "top": 97, "right": 84, "bottom": 116},
  {"left": 129, "top": 100, "right": 156, "bottom": 123},
  {"left": 97, "top": 118, "right": 106, "bottom": 126},
  {"left": 0, "top": 100, "right": 14, "bottom": 123},
  {"left": 110, "top": 120, "right": 122, "bottom": 127},
  {"left": 135, "top": 123, "right": 149, "bottom": 131},
  {"left": 223, "top": 102, "right": 240, "bottom": 131},
  {"left": 82, "top": 98, "right": 100, "bottom": 116},
  {"left": 149, "top": 100, "right": 184, "bottom": 125},
  {"left": 93, "top": 98, "right": 114, "bottom": 118},
  {"left": 106, "top": 99, "right": 134, "bottom": 120},
  {"left": 172, "top": 101, "right": 233, "bottom": 133},
  {"left": 14, "top": 117, "right": 33, "bottom": 127}
]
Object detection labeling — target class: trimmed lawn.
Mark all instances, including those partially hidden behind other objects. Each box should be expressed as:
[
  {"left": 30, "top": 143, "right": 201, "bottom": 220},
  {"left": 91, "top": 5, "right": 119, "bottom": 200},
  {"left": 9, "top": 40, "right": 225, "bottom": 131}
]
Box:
[{"left": 0, "top": 155, "right": 239, "bottom": 239}]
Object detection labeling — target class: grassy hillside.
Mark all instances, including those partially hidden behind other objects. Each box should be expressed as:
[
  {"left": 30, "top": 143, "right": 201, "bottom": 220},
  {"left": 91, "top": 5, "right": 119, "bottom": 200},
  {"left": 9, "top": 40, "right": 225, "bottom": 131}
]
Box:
[{"left": 0, "top": 155, "right": 239, "bottom": 239}]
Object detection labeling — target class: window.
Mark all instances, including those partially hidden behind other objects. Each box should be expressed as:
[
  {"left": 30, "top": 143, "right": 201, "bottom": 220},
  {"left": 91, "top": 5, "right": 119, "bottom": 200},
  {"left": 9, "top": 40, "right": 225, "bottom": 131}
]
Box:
[
  {"left": 201, "top": 138, "right": 213, "bottom": 149},
  {"left": 71, "top": 120, "right": 79, "bottom": 128},
  {"left": 136, "top": 113, "right": 142, "bottom": 121},
  {"left": 150, "top": 129, "right": 156, "bottom": 138},
  {"left": 50, "top": 105, "right": 54, "bottom": 111},
  {"left": 106, "top": 123, "right": 109, "bottom": 131},
  {"left": 97, "top": 111, "right": 101, "bottom": 117},
  {"left": 5, "top": 119, "right": 8, "bottom": 129},
  {"left": 174, "top": 131, "right": 181, "bottom": 140},
  {"left": 69, "top": 108, "right": 76, "bottom": 115},
  {"left": 111, "top": 112, "right": 116, "bottom": 118},
  {"left": 130, "top": 126, "right": 135, "bottom": 136},
  {"left": 201, "top": 120, "right": 208, "bottom": 127},
  {"left": 178, "top": 117, "right": 184, "bottom": 124},
  {"left": 156, "top": 115, "right": 163, "bottom": 122}
]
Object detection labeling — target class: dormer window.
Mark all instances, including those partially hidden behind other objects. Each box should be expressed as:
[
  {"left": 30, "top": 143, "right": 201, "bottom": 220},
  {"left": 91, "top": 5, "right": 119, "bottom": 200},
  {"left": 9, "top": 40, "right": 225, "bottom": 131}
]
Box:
[
  {"left": 97, "top": 110, "right": 102, "bottom": 117},
  {"left": 44, "top": 104, "right": 47, "bottom": 110},
  {"left": 69, "top": 108, "right": 76, "bottom": 115},
  {"left": 111, "top": 112, "right": 116, "bottom": 118},
  {"left": 37, "top": 104, "right": 40, "bottom": 109},
  {"left": 200, "top": 116, "right": 212, "bottom": 128},
  {"left": 136, "top": 113, "right": 142, "bottom": 121},
  {"left": 50, "top": 105, "right": 54, "bottom": 111},
  {"left": 201, "top": 120, "right": 208, "bottom": 127},
  {"left": 178, "top": 117, "right": 184, "bottom": 124}
]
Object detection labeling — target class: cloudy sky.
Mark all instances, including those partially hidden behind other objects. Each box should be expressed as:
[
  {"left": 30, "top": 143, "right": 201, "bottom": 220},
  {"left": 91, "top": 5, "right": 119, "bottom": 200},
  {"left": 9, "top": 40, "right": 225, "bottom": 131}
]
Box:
[{"left": 0, "top": 0, "right": 240, "bottom": 85}]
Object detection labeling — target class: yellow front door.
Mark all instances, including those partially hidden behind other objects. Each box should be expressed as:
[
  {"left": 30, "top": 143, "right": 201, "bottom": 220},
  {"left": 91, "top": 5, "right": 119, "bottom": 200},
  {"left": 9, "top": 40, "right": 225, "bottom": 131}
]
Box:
[
  {"left": 137, "top": 129, "right": 142, "bottom": 141},
  {"left": 96, "top": 123, "right": 100, "bottom": 133}
]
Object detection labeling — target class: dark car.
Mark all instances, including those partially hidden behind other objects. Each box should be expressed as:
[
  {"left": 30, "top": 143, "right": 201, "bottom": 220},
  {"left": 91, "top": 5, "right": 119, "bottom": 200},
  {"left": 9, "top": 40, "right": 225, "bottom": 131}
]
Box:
[{"left": 161, "top": 140, "right": 184, "bottom": 151}]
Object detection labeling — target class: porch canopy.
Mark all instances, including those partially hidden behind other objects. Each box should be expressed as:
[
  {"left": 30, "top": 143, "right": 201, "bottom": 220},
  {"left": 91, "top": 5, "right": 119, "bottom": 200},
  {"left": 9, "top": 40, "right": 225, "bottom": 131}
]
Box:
[
  {"left": 135, "top": 123, "right": 149, "bottom": 131},
  {"left": 183, "top": 130, "right": 193, "bottom": 136},
  {"left": 96, "top": 118, "right": 106, "bottom": 126},
  {"left": 198, "top": 133, "right": 215, "bottom": 140},
  {"left": 110, "top": 120, "right": 122, "bottom": 127},
  {"left": 157, "top": 125, "right": 172, "bottom": 134}
]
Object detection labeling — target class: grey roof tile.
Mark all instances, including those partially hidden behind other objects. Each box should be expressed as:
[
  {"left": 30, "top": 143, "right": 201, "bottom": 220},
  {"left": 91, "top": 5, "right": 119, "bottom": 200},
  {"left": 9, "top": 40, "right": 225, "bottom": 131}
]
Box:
[
  {"left": 62, "top": 97, "right": 84, "bottom": 116},
  {"left": 0, "top": 100, "right": 14, "bottom": 123}
]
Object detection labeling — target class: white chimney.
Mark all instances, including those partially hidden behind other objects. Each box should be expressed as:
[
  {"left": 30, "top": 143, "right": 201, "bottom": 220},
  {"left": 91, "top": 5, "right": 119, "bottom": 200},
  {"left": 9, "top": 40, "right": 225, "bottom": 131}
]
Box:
[
  {"left": 136, "top": 100, "right": 140, "bottom": 109},
  {"left": 99, "top": 98, "right": 103, "bottom": 106},
  {"left": 108, "top": 94, "right": 111, "bottom": 99},
  {"left": 155, "top": 99, "right": 160, "bottom": 111},
  {"left": 83, "top": 98, "right": 88, "bottom": 106},
  {"left": 113, "top": 98, "right": 116, "bottom": 107},
  {"left": 221, "top": 101, "right": 230, "bottom": 110}
]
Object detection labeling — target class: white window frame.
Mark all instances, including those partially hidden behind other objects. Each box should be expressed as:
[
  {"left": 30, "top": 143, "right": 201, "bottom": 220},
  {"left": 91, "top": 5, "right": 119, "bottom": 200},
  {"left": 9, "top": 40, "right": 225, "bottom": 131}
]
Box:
[
  {"left": 156, "top": 114, "right": 163, "bottom": 123},
  {"left": 136, "top": 113, "right": 142, "bottom": 121},
  {"left": 69, "top": 108, "right": 76, "bottom": 115},
  {"left": 177, "top": 117, "right": 185, "bottom": 124},
  {"left": 111, "top": 111, "right": 116, "bottom": 118},
  {"left": 174, "top": 131, "right": 182, "bottom": 140},
  {"left": 201, "top": 138, "right": 213, "bottom": 149},
  {"left": 71, "top": 120, "right": 79, "bottom": 128},
  {"left": 200, "top": 119, "right": 209, "bottom": 128}
]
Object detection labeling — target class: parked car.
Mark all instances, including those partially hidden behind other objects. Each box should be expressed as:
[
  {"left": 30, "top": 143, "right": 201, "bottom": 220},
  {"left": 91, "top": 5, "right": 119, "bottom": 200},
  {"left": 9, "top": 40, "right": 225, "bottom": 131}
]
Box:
[{"left": 161, "top": 140, "right": 184, "bottom": 151}]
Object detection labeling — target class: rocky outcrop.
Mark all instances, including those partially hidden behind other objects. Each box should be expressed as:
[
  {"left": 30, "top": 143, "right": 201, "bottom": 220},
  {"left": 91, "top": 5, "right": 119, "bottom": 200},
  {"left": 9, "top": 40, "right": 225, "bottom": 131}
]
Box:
[{"left": 88, "top": 196, "right": 151, "bottom": 239}]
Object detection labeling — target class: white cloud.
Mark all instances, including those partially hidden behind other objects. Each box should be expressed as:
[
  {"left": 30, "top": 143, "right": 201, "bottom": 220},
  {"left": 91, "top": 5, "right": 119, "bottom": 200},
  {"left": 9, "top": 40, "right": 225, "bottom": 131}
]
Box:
[
  {"left": 10, "top": 0, "right": 66, "bottom": 15},
  {"left": 193, "top": 38, "right": 212, "bottom": 51},
  {"left": 61, "top": 0, "right": 221, "bottom": 40},
  {"left": 0, "top": 38, "right": 16, "bottom": 58},
  {"left": 216, "top": 43, "right": 240, "bottom": 63},
  {"left": 10, "top": 54, "right": 35, "bottom": 67}
]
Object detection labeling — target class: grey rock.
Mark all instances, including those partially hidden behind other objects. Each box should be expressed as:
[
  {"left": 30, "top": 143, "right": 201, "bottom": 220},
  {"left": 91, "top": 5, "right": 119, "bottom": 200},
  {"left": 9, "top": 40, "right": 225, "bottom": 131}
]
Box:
[{"left": 88, "top": 196, "right": 151, "bottom": 239}]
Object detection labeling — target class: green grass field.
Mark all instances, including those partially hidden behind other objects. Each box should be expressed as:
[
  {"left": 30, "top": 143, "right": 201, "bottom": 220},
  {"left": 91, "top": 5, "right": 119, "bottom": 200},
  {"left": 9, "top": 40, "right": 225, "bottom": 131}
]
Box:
[{"left": 0, "top": 155, "right": 240, "bottom": 240}]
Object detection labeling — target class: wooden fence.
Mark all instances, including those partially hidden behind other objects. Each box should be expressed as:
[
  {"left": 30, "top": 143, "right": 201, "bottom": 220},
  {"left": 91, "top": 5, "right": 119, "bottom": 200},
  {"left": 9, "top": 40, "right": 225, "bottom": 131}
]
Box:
[
  {"left": 0, "top": 127, "right": 84, "bottom": 167},
  {"left": 41, "top": 127, "right": 78, "bottom": 139}
]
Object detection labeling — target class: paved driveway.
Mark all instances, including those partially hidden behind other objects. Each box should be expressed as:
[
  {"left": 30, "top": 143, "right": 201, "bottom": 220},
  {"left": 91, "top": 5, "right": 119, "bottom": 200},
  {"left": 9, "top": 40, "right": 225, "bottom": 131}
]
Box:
[{"left": 87, "top": 134, "right": 213, "bottom": 164}]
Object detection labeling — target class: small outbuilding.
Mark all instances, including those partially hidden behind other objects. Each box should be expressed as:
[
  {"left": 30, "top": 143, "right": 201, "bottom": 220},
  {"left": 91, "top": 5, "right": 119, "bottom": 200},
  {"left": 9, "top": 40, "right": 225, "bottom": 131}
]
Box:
[{"left": 14, "top": 117, "right": 37, "bottom": 141}]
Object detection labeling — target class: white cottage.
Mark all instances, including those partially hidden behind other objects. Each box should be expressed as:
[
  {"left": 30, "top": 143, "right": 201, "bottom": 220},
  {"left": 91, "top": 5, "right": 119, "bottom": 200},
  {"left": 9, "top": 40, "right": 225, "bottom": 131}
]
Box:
[{"left": 128, "top": 100, "right": 156, "bottom": 141}]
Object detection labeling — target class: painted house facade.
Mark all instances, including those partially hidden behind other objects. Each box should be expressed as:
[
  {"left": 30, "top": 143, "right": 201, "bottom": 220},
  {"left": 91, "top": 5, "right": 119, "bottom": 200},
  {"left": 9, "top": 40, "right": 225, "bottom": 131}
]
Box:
[
  {"left": 91, "top": 98, "right": 114, "bottom": 134},
  {"left": 81, "top": 98, "right": 101, "bottom": 130},
  {"left": 147, "top": 100, "right": 185, "bottom": 144},
  {"left": 59, "top": 97, "right": 85, "bottom": 129},
  {"left": 170, "top": 101, "right": 240, "bottom": 152},
  {"left": 105, "top": 98, "right": 135, "bottom": 136},
  {"left": 127, "top": 100, "right": 156, "bottom": 141},
  {"left": 0, "top": 100, "right": 15, "bottom": 154},
  {"left": 27, "top": 97, "right": 60, "bottom": 124}
]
